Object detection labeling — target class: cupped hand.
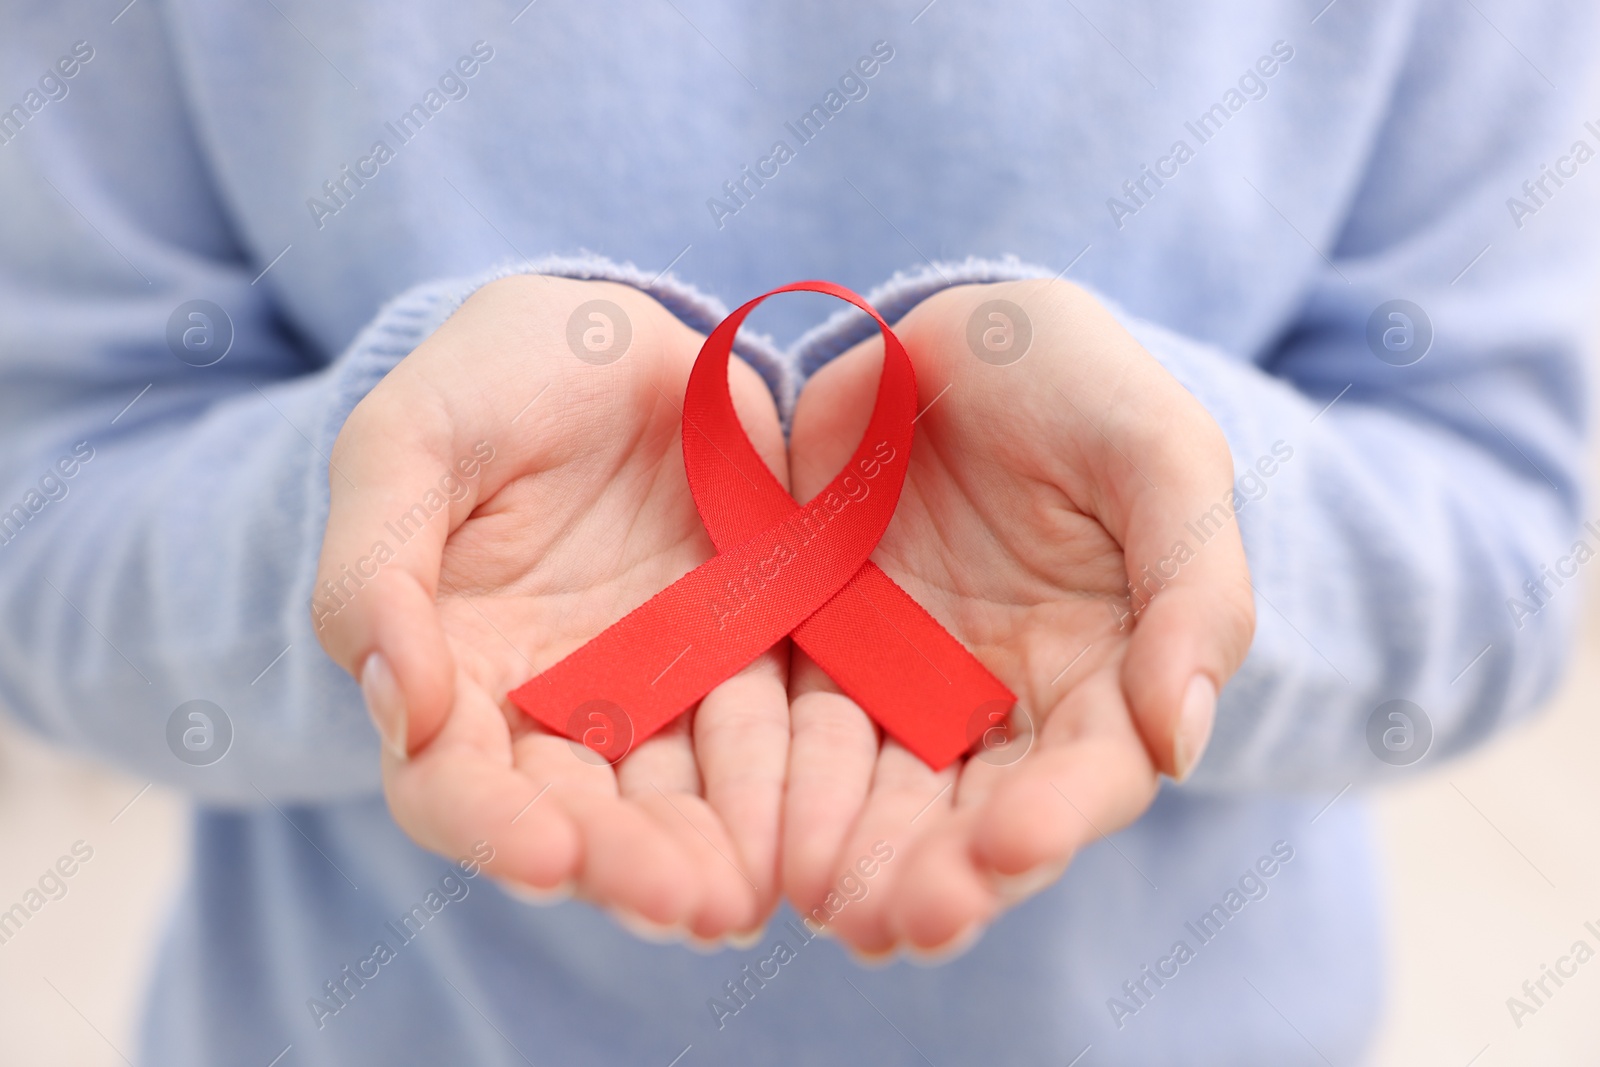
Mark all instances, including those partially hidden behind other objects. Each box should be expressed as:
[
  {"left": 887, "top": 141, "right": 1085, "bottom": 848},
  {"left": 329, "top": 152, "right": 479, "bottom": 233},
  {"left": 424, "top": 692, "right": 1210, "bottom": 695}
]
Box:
[
  {"left": 781, "top": 279, "right": 1255, "bottom": 957},
  {"left": 314, "top": 276, "right": 789, "bottom": 942}
]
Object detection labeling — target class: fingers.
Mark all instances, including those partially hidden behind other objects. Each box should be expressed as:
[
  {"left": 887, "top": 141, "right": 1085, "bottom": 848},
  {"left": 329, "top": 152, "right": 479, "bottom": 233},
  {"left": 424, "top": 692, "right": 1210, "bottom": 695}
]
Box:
[
  {"left": 449, "top": 657, "right": 789, "bottom": 941},
  {"left": 387, "top": 672, "right": 698, "bottom": 926},
  {"left": 884, "top": 811, "right": 996, "bottom": 955},
  {"left": 509, "top": 728, "right": 705, "bottom": 928},
  {"left": 382, "top": 677, "right": 581, "bottom": 892},
  {"left": 385, "top": 750, "right": 582, "bottom": 891},
  {"left": 550, "top": 793, "right": 704, "bottom": 927},
  {"left": 781, "top": 653, "right": 880, "bottom": 912},
  {"left": 811, "top": 742, "right": 955, "bottom": 957},
  {"left": 971, "top": 668, "right": 1159, "bottom": 879},
  {"left": 617, "top": 708, "right": 759, "bottom": 939},
  {"left": 807, "top": 666, "right": 1159, "bottom": 959},
  {"left": 886, "top": 721, "right": 1153, "bottom": 956},
  {"left": 693, "top": 650, "right": 791, "bottom": 932}
]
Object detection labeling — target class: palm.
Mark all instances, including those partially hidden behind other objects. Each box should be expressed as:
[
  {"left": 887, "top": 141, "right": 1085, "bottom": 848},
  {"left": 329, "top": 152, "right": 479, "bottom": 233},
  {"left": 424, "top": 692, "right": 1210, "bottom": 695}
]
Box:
[{"left": 783, "top": 327, "right": 1161, "bottom": 954}]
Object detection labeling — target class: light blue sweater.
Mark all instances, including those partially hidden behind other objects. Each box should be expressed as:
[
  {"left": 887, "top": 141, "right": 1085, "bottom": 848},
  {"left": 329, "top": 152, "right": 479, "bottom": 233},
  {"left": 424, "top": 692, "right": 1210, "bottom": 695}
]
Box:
[{"left": 2, "top": 1, "right": 1596, "bottom": 1063}]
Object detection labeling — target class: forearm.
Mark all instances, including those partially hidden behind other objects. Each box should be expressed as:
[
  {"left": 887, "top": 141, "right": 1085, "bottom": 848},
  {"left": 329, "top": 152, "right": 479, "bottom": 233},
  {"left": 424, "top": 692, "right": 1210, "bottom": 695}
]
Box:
[
  {"left": 1128, "top": 315, "right": 1586, "bottom": 790},
  {"left": 0, "top": 283, "right": 450, "bottom": 803}
]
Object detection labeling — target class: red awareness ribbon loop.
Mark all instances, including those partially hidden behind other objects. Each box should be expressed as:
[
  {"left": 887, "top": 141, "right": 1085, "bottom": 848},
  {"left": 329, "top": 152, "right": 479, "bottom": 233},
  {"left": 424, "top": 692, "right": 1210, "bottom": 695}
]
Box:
[{"left": 509, "top": 281, "right": 1014, "bottom": 770}]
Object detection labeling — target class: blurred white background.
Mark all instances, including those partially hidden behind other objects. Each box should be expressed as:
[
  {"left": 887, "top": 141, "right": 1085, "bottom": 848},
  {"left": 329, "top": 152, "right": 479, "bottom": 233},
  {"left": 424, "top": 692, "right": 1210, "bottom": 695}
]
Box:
[{"left": 2, "top": 592, "right": 1599, "bottom": 1065}]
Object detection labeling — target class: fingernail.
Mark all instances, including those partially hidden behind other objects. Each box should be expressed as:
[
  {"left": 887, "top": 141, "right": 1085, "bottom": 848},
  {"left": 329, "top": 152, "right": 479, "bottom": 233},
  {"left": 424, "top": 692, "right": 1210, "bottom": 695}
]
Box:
[
  {"left": 903, "top": 923, "right": 985, "bottom": 966},
  {"left": 1174, "top": 674, "right": 1216, "bottom": 782},
  {"left": 492, "top": 877, "right": 574, "bottom": 907},
  {"left": 990, "top": 860, "right": 1068, "bottom": 903},
  {"left": 725, "top": 922, "right": 770, "bottom": 951},
  {"left": 610, "top": 910, "right": 688, "bottom": 945},
  {"left": 360, "top": 652, "right": 408, "bottom": 760},
  {"left": 842, "top": 943, "right": 898, "bottom": 968}
]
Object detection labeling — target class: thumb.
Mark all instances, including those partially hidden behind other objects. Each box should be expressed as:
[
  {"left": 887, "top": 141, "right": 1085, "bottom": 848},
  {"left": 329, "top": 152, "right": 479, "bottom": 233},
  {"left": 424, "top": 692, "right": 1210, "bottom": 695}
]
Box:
[
  {"left": 1017, "top": 280, "right": 1256, "bottom": 783},
  {"left": 1117, "top": 476, "right": 1255, "bottom": 781},
  {"left": 314, "top": 405, "right": 493, "bottom": 758}
]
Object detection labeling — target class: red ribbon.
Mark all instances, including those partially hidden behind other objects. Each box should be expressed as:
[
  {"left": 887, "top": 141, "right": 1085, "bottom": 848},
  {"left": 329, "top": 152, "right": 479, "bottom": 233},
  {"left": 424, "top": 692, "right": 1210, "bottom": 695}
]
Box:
[{"left": 509, "top": 281, "right": 1014, "bottom": 769}]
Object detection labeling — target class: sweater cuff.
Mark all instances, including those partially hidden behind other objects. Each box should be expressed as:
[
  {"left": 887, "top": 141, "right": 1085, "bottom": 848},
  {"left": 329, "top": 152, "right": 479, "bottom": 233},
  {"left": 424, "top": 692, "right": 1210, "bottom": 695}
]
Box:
[
  {"left": 786, "top": 255, "right": 1251, "bottom": 433},
  {"left": 791, "top": 255, "right": 1059, "bottom": 380},
  {"left": 317, "top": 254, "right": 797, "bottom": 460}
]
